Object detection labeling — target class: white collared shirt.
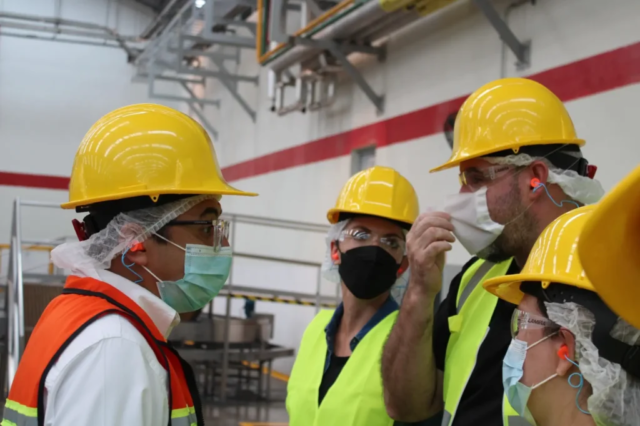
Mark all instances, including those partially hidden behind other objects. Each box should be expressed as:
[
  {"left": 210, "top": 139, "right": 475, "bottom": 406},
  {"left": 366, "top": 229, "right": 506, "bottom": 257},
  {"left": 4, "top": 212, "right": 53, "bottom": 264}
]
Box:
[{"left": 43, "top": 269, "right": 180, "bottom": 426}]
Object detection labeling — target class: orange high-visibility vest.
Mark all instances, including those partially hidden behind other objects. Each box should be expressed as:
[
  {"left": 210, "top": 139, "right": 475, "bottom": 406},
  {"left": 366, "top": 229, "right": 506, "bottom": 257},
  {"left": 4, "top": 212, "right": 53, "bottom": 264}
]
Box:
[{"left": 3, "top": 276, "right": 202, "bottom": 426}]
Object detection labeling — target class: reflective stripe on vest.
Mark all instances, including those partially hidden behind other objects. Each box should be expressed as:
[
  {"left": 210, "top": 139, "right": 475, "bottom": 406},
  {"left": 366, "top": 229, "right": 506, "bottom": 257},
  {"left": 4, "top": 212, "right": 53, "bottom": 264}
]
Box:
[
  {"left": 286, "top": 309, "right": 397, "bottom": 426},
  {"left": 441, "top": 258, "right": 527, "bottom": 426},
  {"left": 2, "top": 399, "right": 37, "bottom": 426},
  {"left": 3, "top": 276, "right": 201, "bottom": 426},
  {"left": 171, "top": 407, "right": 198, "bottom": 426}
]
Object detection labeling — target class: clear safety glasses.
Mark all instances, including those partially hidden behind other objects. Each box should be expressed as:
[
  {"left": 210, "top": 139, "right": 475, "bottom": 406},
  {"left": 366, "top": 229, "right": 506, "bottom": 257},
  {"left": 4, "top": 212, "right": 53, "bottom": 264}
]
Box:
[
  {"left": 511, "top": 308, "right": 560, "bottom": 339},
  {"left": 459, "top": 165, "right": 515, "bottom": 192},
  {"left": 339, "top": 228, "right": 406, "bottom": 258},
  {"left": 166, "top": 218, "right": 231, "bottom": 251}
]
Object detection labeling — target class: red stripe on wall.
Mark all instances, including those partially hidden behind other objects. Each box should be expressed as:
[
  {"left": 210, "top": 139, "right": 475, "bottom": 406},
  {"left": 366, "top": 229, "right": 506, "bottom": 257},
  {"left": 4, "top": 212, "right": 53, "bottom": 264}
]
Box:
[
  {"left": 1, "top": 42, "right": 639, "bottom": 190},
  {"left": 0, "top": 171, "right": 70, "bottom": 190},
  {"left": 221, "top": 41, "right": 640, "bottom": 182}
]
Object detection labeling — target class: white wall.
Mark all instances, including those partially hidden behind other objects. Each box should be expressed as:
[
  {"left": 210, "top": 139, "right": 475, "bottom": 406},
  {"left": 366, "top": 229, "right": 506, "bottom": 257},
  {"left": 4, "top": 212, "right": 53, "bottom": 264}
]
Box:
[{"left": 2, "top": 0, "right": 640, "bottom": 374}]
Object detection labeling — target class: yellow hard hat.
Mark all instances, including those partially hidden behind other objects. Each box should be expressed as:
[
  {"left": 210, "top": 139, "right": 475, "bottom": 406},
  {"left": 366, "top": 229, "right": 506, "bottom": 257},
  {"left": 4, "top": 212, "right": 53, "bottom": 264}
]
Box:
[
  {"left": 431, "top": 78, "right": 585, "bottom": 173},
  {"left": 327, "top": 166, "right": 419, "bottom": 227},
  {"left": 483, "top": 206, "right": 595, "bottom": 305},
  {"left": 62, "top": 104, "right": 256, "bottom": 209},
  {"left": 579, "top": 166, "right": 640, "bottom": 329}
]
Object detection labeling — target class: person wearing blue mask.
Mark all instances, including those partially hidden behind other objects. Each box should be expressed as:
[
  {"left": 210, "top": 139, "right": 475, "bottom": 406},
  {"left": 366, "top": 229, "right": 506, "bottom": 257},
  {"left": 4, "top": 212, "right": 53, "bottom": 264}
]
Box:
[
  {"left": 3, "top": 104, "right": 257, "bottom": 426},
  {"left": 483, "top": 206, "right": 640, "bottom": 426}
]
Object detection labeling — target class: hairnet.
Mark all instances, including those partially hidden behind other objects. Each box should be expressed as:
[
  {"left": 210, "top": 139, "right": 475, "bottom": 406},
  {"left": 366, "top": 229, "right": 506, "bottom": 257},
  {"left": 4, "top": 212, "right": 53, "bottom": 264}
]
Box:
[
  {"left": 321, "top": 219, "right": 411, "bottom": 305},
  {"left": 485, "top": 154, "right": 604, "bottom": 205},
  {"left": 51, "top": 195, "right": 214, "bottom": 274},
  {"left": 546, "top": 302, "right": 640, "bottom": 426}
]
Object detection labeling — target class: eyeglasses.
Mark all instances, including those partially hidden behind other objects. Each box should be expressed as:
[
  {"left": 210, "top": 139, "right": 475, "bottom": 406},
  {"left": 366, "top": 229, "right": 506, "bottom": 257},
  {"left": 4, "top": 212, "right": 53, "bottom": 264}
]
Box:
[
  {"left": 459, "top": 165, "right": 513, "bottom": 191},
  {"left": 165, "top": 218, "right": 230, "bottom": 251},
  {"left": 511, "top": 308, "right": 560, "bottom": 339},
  {"left": 339, "top": 228, "right": 406, "bottom": 258}
]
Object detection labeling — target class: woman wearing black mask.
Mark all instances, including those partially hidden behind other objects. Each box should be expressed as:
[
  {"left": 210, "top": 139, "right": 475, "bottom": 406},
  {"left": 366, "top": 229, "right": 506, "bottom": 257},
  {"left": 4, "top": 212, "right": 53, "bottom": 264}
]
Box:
[{"left": 286, "top": 166, "right": 420, "bottom": 426}]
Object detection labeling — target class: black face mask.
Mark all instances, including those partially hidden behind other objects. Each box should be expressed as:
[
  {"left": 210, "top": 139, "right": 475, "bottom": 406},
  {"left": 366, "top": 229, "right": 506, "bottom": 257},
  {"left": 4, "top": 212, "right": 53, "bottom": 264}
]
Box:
[{"left": 338, "top": 246, "right": 401, "bottom": 300}]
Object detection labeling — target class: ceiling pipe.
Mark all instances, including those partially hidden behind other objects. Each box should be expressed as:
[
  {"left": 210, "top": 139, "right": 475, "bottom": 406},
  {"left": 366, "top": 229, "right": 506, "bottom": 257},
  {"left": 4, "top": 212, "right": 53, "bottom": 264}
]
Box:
[{"left": 0, "top": 12, "right": 140, "bottom": 59}]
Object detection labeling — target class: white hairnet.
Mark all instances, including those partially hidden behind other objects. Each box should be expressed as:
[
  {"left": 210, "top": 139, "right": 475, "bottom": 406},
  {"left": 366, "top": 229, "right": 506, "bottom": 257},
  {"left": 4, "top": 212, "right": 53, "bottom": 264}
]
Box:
[
  {"left": 52, "top": 195, "right": 213, "bottom": 274},
  {"left": 485, "top": 153, "right": 604, "bottom": 205},
  {"left": 546, "top": 302, "right": 640, "bottom": 426},
  {"left": 321, "top": 219, "right": 411, "bottom": 305}
]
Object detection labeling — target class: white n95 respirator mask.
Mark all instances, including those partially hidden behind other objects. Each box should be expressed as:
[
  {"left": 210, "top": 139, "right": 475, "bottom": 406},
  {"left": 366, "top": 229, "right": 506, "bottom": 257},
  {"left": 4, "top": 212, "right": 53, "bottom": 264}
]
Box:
[{"left": 441, "top": 186, "right": 504, "bottom": 255}]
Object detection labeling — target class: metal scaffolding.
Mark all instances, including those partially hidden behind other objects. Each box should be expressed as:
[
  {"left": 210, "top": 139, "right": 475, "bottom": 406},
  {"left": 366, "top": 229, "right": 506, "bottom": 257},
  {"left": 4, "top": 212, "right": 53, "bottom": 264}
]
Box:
[{"left": 133, "top": 0, "right": 260, "bottom": 134}]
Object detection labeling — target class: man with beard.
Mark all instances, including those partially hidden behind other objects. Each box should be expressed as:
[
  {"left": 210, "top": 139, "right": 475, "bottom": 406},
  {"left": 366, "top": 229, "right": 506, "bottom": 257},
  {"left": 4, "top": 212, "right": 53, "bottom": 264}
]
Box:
[{"left": 381, "top": 78, "right": 604, "bottom": 426}]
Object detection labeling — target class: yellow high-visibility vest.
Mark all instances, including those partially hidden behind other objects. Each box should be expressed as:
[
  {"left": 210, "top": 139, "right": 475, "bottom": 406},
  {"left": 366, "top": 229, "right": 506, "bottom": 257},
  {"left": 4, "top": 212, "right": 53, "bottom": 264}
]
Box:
[
  {"left": 287, "top": 309, "right": 397, "bottom": 426},
  {"left": 441, "top": 259, "right": 527, "bottom": 426}
]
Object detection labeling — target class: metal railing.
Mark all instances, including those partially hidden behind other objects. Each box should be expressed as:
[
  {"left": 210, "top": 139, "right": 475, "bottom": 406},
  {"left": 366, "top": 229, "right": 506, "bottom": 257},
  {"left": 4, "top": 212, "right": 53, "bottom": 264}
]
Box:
[
  {"left": 6, "top": 199, "right": 63, "bottom": 388},
  {"left": 4, "top": 198, "right": 335, "bottom": 399}
]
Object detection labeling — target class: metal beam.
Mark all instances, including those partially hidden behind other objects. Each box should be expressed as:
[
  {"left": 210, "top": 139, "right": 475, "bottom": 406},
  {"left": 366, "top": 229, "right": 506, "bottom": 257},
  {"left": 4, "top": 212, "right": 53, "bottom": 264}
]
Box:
[
  {"left": 211, "top": 18, "right": 257, "bottom": 32},
  {"left": 473, "top": 0, "right": 530, "bottom": 68},
  {"left": 211, "top": 57, "right": 256, "bottom": 121},
  {"left": 0, "top": 31, "right": 123, "bottom": 49},
  {"left": 294, "top": 37, "right": 385, "bottom": 60},
  {"left": 0, "top": 11, "right": 139, "bottom": 40},
  {"left": 136, "top": 74, "right": 205, "bottom": 85},
  {"left": 150, "top": 92, "right": 221, "bottom": 107},
  {"left": 182, "top": 33, "right": 255, "bottom": 49},
  {"left": 269, "top": 0, "right": 289, "bottom": 43},
  {"left": 327, "top": 43, "right": 384, "bottom": 113},
  {"left": 178, "top": 65, "right": 259, "bottom": 84},
  {"left": 302, "top": 0, "right": 323, "bottom": 18},
  {"left": 189, "top": 104, "right": 219, "bottom": 140},
  {"left": 167, "top": 47, "right": 238, "bottom": 62}
]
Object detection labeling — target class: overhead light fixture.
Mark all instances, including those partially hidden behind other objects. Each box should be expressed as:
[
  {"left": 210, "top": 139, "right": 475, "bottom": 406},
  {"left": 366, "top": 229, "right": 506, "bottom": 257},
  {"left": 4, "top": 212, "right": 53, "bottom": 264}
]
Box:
[{"left": 195, "top": 0, "right": 206, "bottom": 8}]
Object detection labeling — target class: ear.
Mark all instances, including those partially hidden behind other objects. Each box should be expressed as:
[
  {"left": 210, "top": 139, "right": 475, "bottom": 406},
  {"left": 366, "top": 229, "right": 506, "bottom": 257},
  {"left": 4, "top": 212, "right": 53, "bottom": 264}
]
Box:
[
  {"left": 124, "top": 246, "right": 149, "bottom": 267},
  {"left": 528, "top": 161, "right": 551, "bottom": 201},
  {"left": 397, "top": 257, "right": 409, "bottom": 277},
  {"left": 556, "top": 328, "right": 577, "bottom": 377},
  {"left": 330, "top": 241, "right": 341, "bottom": 265}
]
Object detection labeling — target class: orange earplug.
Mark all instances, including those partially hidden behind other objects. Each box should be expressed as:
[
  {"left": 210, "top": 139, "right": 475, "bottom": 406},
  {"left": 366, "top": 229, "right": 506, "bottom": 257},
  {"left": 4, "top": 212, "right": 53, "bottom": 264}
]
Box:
[
  {"left": 130, "top": 242, "right": 144, "bottom": 252},
  {"left": 530, "top": 178, "right": 541, "bottom": 189},
  {"left": 557, "top": 344, "right": 569, "bottom": 360}
]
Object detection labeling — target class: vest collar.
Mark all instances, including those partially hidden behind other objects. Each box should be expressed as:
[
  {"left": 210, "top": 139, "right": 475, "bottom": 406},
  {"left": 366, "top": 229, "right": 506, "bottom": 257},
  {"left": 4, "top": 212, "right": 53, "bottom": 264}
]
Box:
[{"left": 76, "top": 269, "right": 180, "bottom": 338}]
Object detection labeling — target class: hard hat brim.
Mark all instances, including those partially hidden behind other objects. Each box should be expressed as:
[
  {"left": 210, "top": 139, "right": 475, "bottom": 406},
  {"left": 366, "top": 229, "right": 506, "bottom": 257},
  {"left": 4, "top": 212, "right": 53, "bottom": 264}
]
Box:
[
  {"left": 484, "top": 272, "right": 593, "bottom": 306},
  {"left": 61, "top": 185, "right": 258, "bottom": 210},
  {"left": 579, "top": 166, "right": 640, "bottom": 329},
  {"left": 429, "top": 139, "right": 586, "bottom": 173},
  {"left": 326, "top": 207, "right": 414, "bottom": 227}
]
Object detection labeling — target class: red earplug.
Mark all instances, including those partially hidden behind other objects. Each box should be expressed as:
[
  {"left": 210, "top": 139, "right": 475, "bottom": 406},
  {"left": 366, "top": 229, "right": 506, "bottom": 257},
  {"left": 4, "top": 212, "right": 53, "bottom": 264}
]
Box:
[
  {"left": 530, "top": 178, "right": 541, "bottom": 189},
  {"left": 130, "top": 242, "right": 144, "bottom": 252},
  {"left": 331, "top": 252, "right": 340, "bottom": 261},
  {"left": 397, "top": 266, "right": 405, "bottom": 275},
  {"left": 557, "top": 344, "right": 569, "bottom": 360}
]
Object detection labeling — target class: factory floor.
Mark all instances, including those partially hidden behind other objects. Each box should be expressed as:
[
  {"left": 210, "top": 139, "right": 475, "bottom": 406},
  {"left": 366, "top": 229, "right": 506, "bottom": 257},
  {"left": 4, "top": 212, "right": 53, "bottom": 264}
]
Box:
[{"left": 202, "top": 375, "right": 289, "bottom": 426}]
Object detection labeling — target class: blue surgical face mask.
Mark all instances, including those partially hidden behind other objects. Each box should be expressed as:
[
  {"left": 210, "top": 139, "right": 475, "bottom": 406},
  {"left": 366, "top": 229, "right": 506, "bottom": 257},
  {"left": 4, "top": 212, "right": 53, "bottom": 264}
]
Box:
[
  {"left": 503, "top": 334, "right": 558, "bottom": 424},
  {"left": 142, "top": 239, "right": 232, "bottom": 313}
]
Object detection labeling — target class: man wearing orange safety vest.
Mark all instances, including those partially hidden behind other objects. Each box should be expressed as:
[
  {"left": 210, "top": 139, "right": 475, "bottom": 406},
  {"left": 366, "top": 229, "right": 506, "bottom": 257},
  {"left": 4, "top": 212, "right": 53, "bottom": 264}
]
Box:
[{"left": 3, "top": 104, "right": 256, "bottom": 426}]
